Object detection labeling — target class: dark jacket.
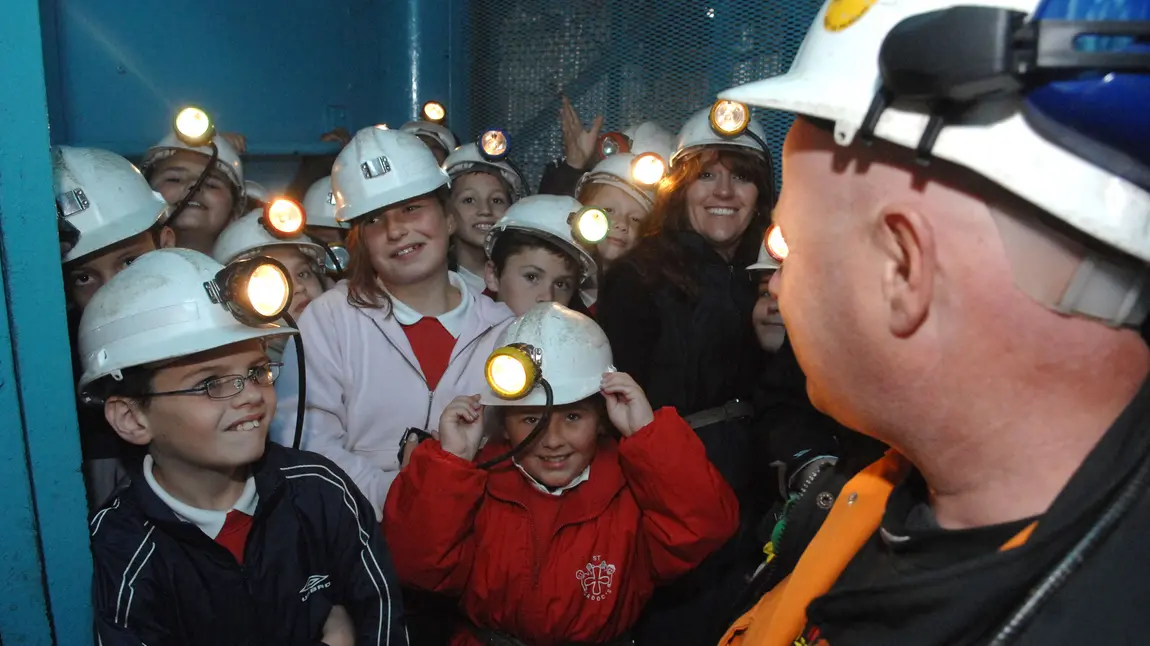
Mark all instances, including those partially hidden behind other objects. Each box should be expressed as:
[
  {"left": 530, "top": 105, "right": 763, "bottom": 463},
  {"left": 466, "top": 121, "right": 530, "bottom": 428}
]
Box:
[
  {"left": 597, "top": 230, "right": 768, "bottom": 646},
  {"left": 721, "top": 377, "right": 1150, "bottom": 645},
  {"left": 90, "top": 443, "right": 408, "bottom": 646},
  {"left": 537, "top": 159, "right": 587, "bottom": 197}
]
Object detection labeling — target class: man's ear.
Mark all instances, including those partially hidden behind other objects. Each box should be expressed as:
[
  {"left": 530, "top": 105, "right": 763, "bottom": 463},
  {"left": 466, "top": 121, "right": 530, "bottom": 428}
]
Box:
[
  {"left": 484, "top": 260, "right": 501, "bottom": 294},
  {"left": 104, "top": 397, "right": 155, "bottom": 447},
  {"left": 158, "top": 226, "right": 177, "bottom": 249},
  {"left": 876, "top": 206, "right": 935, "bottom": 337}
]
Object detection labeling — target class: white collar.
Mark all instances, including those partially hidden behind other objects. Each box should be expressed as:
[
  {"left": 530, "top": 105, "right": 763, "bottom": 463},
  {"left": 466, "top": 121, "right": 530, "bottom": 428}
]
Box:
[
  {"left": 388, "top": 271, "right": 472, "bottom": 338},
  {"left": 455, "top": 265, "right": 488, "bottom": 294},
  {"left": 513, "top": 460, "right": 591, "bottom": 496},
  {"left": 143, "top": 454, "right": 259, "bottom": 539}
]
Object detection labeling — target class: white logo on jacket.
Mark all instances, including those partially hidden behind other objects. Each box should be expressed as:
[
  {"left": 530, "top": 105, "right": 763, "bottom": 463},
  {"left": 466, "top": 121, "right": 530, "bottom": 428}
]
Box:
[
  {"left": 300, "top": 574, "right": 331, "bottom": 602},
  {"left": 576, "top": 555, "right": 616, "bottom": 601}
]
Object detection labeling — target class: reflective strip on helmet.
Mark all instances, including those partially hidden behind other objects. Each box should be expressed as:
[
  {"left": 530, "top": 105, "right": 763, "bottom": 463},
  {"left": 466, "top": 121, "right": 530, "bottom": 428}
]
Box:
[{"left": 83, "top": 301, "right": 202, "bottom": 358}]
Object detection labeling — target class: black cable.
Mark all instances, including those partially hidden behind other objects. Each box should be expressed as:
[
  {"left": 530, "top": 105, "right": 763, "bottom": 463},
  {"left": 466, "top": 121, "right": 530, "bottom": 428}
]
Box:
[
  {"left": 477, "top": 380, "right": 554, "bottom": 470},
  {"left": 165, "top": 141, "right": 221, "bottom": 228},
  {"left": 987, "top": 443, "right": 1150, "bottom": 645},
  {"left": 323, "top": 244, "right": 345, "bottom": 276},
  {"left": 281, "top": 312, "right": 308, "bottom": 451}
]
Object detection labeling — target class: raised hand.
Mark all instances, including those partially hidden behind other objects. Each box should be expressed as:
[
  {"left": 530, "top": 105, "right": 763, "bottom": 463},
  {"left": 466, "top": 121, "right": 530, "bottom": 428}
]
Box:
[
  {"left": 438, "top": 394, "right": 485, "bottom": 461},
  {"left": 560, "top": 95, "right": 604, "bottom": 171},
  {"left": 601, "top": 372, "right": 655, "bottom": 437}
]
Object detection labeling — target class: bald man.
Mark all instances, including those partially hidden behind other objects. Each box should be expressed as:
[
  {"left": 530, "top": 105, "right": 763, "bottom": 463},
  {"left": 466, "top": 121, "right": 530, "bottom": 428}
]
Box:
[{"left": 714, "top": 0, "right": 1150, "bottom": 644}]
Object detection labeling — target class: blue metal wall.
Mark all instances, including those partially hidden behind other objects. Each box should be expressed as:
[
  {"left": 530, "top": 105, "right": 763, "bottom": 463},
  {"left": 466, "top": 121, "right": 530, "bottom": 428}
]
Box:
[
  {"left": 0, "top": 1, "right": 94, "bottom": 644},
  {"left": 39, "top": 0, "right": 471, "bottom": 156}
]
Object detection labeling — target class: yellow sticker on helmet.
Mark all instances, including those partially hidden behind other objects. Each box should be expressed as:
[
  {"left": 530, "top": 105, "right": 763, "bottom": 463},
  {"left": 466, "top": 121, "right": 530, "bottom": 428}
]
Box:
[{"left": 823, "top": 0, "right": 877, "bottom": 31}]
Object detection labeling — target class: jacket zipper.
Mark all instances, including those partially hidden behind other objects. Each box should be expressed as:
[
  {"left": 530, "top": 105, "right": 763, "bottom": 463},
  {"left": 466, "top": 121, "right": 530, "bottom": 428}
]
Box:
[{"left": 367, "top": 317, "right": 497, "bottom": 430}]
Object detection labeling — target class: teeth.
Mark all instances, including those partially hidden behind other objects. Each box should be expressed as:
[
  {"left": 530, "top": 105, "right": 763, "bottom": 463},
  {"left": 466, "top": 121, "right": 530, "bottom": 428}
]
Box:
[
  {"left": 394, "top": 245, "right": 419, "bottom": 257},
  {"left": 231, "top": 419, "right": 261, "bottom": 432},
  {"left": 474, "top": 223, "right": 493, "bottom": 231},
  {"left": 540, "top": 455, "right": 567, "bottom": 463},
  {"left": 707, "top": 207, "right": 736, "bottom": 216}
]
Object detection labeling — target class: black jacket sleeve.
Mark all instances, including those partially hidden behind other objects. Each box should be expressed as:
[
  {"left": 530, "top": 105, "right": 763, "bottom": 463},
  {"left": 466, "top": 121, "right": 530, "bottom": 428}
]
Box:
[
  {"left": 320, "top": 459, "right": 409, "bottom": 646},
  {"left": 91, "top": 518, "right": 174, "bottom": 645},
  {"left": 597, "top": 261, "right": 660, "bottom": 389},
  {"left": 537, "top": 159, "right": 588, "bottom": 197}
]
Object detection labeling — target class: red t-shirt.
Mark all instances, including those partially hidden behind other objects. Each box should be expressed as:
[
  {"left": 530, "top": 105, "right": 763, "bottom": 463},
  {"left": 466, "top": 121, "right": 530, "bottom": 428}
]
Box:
[
  {"left": 215, "top": 510, "right": 253, "bottom": 564},
  {"left": 401, "top": 317, "right": 457, "bottom": 390}
]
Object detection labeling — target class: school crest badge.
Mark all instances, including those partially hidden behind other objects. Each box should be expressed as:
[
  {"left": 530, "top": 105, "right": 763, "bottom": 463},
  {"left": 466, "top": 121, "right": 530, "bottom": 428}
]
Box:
[{"left": 576, "top": 555, "right": 616, "bottom": 601}]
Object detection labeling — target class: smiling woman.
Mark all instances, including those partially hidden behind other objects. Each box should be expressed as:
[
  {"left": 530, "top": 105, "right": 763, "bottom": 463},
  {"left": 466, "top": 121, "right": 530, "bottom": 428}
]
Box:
[{"left": 595, "top": 107, "right": 778, "bottom": 646}]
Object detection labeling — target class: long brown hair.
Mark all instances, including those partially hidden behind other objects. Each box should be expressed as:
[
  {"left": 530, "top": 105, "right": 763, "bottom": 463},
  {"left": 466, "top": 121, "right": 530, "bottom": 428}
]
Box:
[
  {"left": 622, "top": 148, "right": 776, "bottom": 301},
  {"left": 344, "top": 188, "right": 451, "bottom": 309}
]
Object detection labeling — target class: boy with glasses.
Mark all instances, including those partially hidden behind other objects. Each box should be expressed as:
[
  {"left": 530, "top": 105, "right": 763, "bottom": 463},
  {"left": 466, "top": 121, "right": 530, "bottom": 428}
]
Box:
[{"left": 81, "top": 248, "right": 407, "bottom": 646}]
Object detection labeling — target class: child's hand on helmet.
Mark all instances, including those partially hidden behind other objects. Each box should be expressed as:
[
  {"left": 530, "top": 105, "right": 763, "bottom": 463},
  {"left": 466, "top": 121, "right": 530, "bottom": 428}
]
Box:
[
  {"left": 439, "top": 394, "right": 485, "bottom": 461},
  {"left": 601, "top": 372, "right": 655, "bottom": 437}
]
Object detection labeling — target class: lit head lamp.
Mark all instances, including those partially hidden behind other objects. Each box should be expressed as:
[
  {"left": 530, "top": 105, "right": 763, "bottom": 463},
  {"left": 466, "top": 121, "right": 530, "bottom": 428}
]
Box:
[
  {"left": 422, "top": 101, "right": 447, "bottom": 124},
  {"left": 765, "top": 224, "right": 788, "bottom": 263},
  {"left": 174, "top": 107, "right": 215, "bottom": 147},
  {"left": 262, "top": 198, "right": 306, "bottom": 239},
  {"left": 486, "top": 343, "right": 542, "bottom": 400},
  {"left": 478, "top": 129, "right": 510, "bottom": 162},
  {"left": 204, "top": 256, "right": 292, "bottom": 325},
  {"left": 568, "top": 206, "right": 610, "bottom": 245},
  {"left": 597, "top": 132, "right": 631, "bottom": 159},
  {"left": 631, "top": 152, "right": 666, "bottom": 187},
  {"left": 709, "top": 100, "right": 751, "bottom": 137}
]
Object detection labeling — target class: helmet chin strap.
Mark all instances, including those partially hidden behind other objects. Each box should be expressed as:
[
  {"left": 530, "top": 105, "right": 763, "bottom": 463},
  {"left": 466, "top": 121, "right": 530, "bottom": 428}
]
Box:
[
  {"left": 991, "top": 200, "right": 1150, "bottom": 328},
  {"left": 1055, "top": 254, "right": 1150, "bottom": 328},
  {"left": 477, "top": 379, "right": 554, "bottom": 470}
]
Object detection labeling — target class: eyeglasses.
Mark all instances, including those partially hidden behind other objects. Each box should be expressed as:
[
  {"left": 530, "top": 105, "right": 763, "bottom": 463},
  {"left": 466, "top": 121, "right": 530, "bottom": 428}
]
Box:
[{"left": 147, "top": 362, "right": 282, "bottom": 400}]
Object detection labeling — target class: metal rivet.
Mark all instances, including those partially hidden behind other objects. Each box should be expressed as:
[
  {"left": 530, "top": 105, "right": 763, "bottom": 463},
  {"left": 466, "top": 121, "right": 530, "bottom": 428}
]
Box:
[
  {"left": 816, "top": 492, "right": 835, "bottom": 510},
  {"left": 847, "top": 492, "right": 859, "bottom": 506}
]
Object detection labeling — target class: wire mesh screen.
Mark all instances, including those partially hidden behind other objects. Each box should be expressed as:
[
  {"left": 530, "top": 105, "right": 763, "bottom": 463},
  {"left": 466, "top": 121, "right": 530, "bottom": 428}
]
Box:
[{"left": 468, "top": 0, "right": 824, "bottom": 191}]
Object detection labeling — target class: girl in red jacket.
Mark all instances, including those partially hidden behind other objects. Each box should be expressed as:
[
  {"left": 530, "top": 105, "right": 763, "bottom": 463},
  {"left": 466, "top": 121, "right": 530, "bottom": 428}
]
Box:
[{"left": 384, "top": 302, "right": 740, "bottom": 646}]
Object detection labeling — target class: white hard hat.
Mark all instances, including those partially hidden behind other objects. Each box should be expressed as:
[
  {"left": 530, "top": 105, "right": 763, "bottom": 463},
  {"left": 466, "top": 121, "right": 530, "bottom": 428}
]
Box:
[
  {"left": 747, "top": 225, "right": 786, "bottom": 272},
  {"left": 52, "top": 146, "right": 170, "bottom": 265},
  {"left": 481, "top": 302, "right": 614, "bottom": 407},
  {"left": 212, "top": 209, "right": 325, "bottom": 265},
  {"left": 443, "top": 143, "right": 528, "bottom": 203},
  {"left": 331, "top": 126, "right": 451, "bottom": 223},
  {"left": 718, "top": 0, "right": 1150, "bottom": 264},
  {"left": 485, "top": 195, "right": 598, "bottom": 281},
  {"left": 244, "top": 180, "right": 269, "bottom": 204},
  {"left": 575, "top": 153, "right": 655, "bottom": 212},
  {"left": 77, "top": 248, "right": 295, "bottom": 391},
  {"left": 140, "top": 132, "right": 245, "bottom": 196},
  {"left": 623, "top": 122, "right": 675, "bottom": 161},
  {"left": 672, "top": 106, "right": 770, "bottom": 167},
  {"left": 302, "top": 176, "right": 347, "bottom": 230},
  {"left": 400, "top": 121, "right": 459, "bottom": 154}
]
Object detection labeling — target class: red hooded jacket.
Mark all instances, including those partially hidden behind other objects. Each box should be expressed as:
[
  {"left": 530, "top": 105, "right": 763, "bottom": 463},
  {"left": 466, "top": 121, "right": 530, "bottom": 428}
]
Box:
[{"left": 383, "top": 407, "right": 739, "bottom": 646}]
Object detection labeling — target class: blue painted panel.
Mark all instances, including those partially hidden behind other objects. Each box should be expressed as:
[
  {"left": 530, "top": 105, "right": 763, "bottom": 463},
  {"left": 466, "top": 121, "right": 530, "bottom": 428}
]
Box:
[
  {"left": 0, "top": 1, "right": 93, "bottom": 643},
  {"left": 45, "top": 0, "right": 471, "bottom": 157}
]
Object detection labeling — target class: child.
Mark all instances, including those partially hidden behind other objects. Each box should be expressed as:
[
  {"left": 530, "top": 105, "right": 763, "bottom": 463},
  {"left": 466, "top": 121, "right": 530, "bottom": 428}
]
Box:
[
  {"left": 483, "top": 194, "right": 597, "bottom": 316},
  {"left": 212, "top": 208, "right": 328, "bottom": 359},
  {"left": 401, "top": 120, "right": 458, "bottom": 165},
  {"left": 575, "top": 153, "right": 658, "bottom": 277},
  {"left": 141, "top": 128, "right": 246, "bottom": 254},
  {"left": 53, "top": 146, "right": 175, "bottom": 510},
  {"left": 56, "top": 146, "right": 175, "bottom": 312},
  {"left": 442, "top": 142, "right": 528, "bottom": 294},
  {"left": 384, "top": 302, "right": 739, "bottom": 645},
  {"left": 302, "top": 176, "right": 351, "bottom": 284},
  {"left": 272, "top": 126, "right": 513, "bottom": 516},
  {"left": 81, "top": 248, "right": 407, "bottom": 645}
]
